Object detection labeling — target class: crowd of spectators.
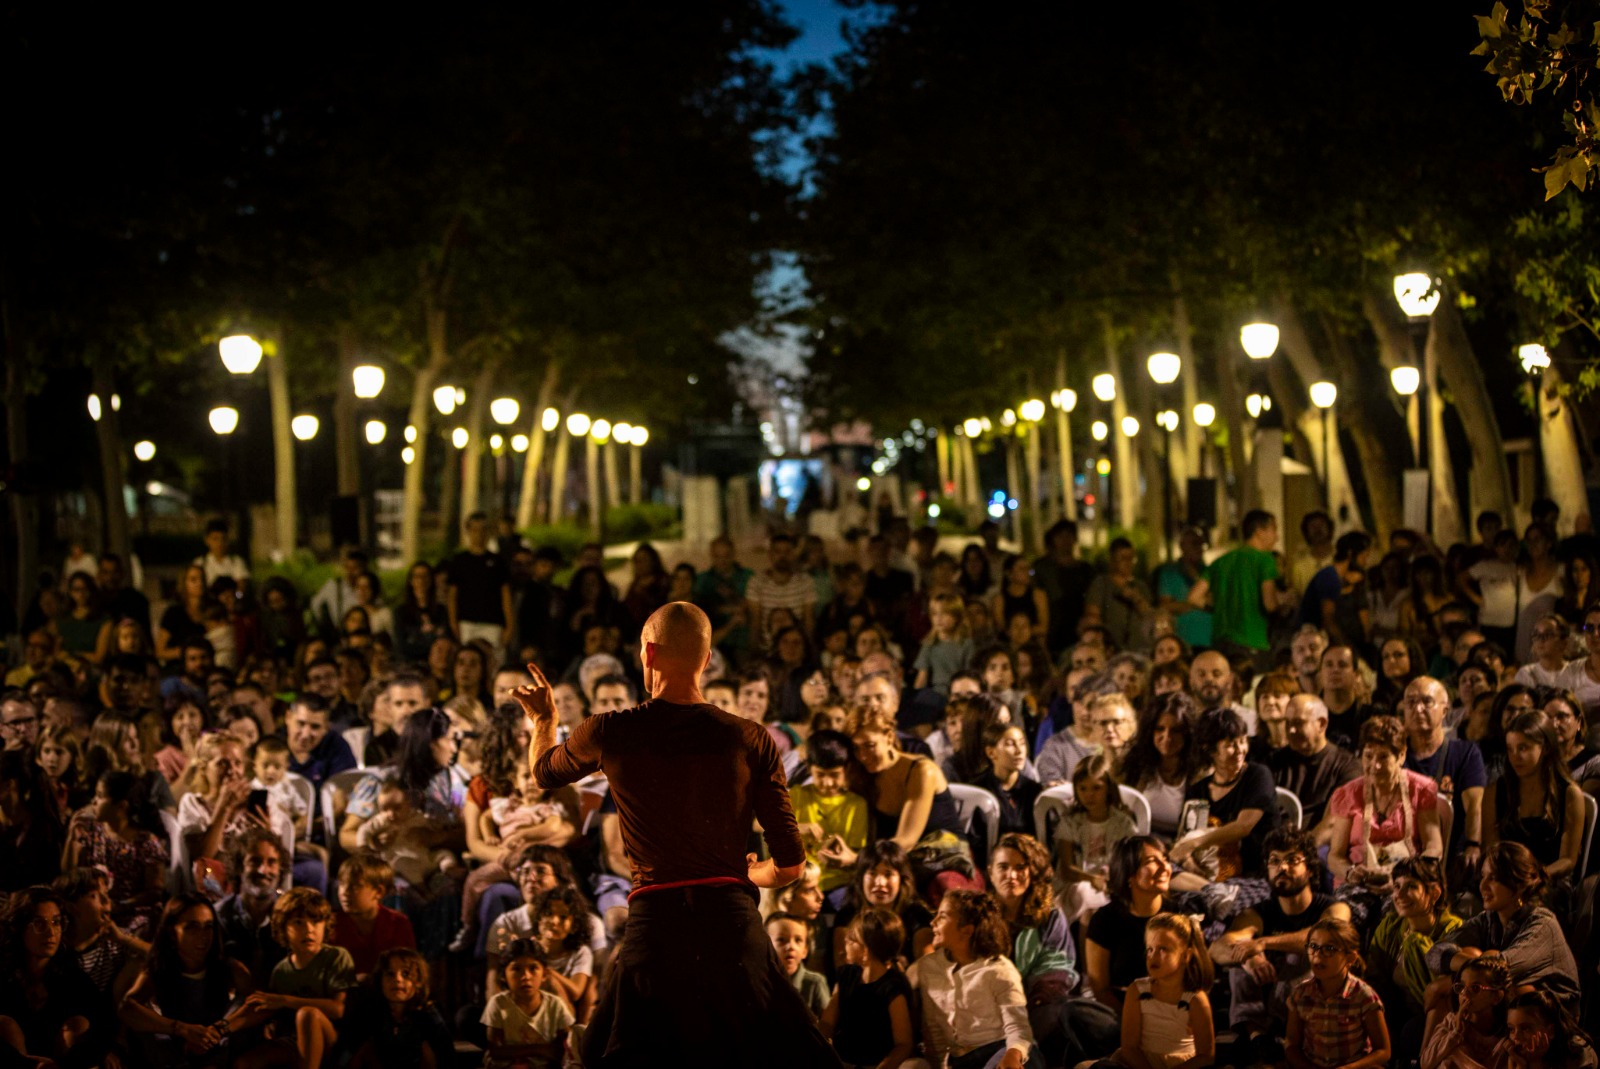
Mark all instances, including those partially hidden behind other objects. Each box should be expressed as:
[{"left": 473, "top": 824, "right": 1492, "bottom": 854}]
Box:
[{"left": 0, "top": 501, "right": 1597, "bottom": 1069}]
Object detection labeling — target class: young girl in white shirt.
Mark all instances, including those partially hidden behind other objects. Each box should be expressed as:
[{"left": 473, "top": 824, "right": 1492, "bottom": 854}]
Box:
[
  {"left": 1056, "top": 753, "right": 1138, "bottom": 921},
  {"left": 1098, "top": 913, "right": 1214, "bottom": 1069}
]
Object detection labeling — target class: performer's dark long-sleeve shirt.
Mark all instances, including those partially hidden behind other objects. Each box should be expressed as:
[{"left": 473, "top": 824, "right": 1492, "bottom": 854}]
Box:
[{"left": 535, "top": 699, "right": 806, "bottom": 890}]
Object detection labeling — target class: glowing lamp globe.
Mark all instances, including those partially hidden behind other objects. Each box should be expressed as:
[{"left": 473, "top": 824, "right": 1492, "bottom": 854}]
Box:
[
  {"left": 1019, "top": 399, "right": 1046, "bottom": 422},
  {"left": 1054, "top": 389, "right": 1078, "bottom": 413},
  {"left": 451, "top": 427, "right": 469, "bottom": 449},
  {"left": 1393, "top": 273, "right": 1440, "bottom": 318},
  {"left": 489, "top": 398, "right": 520, "bottom": 426},
  {"left": 351, "top": 365, "right": 385, "bottom": 399},
  {"left": 613, "top": 422, "right": 635, "bottom": 446},
  {"left": 219, "top": 335, "right": 264, "bottom": 375},
  {"left": 364, "top": 420, "right": 386, "bottom": 445},
  {"left": 432, "top": 386, "right": 458, "bottom": 416},
  {"left": 1121, "top": 416, "right": 1140, "bottom": 438},
  {"left": 963, "top": 418, "right": 982, "bottom": 437},
  {"left": 291, "top": 415, "right": 319, "bottom": 441},
  {"left": 566, "top": 413, "right": 591, "bottom": 437},
  {"left": 132, "top": 440, "right": 156, "bottom": 462},
  {"left": 1156, "top": 410, "right": 1179, "bottom": 432},
  {"left": 209, "top": 406, "right": 239, "bottom": 435},
  {"left": 1091, "top": 420, "right": 1108, "bottom": 442},
  {"left": 1092, "top": 373, "right": 1116, "bottom": 402},
  {"left": 511, "top": 434, "right": 529, "bottom": 453},
  {"left": 591, "top": 419, "right": 611, "bottom": 443},
  {"left": 401, "top": 446, "right": 415, "bottom": 465},
  {"left": 1390, "top": 366, "right": 1420, "bottom": 396},
  {"left": 633, "top": 427, "right": 649, "bottom": 446},
  {"left": 1246, "top": 394, "right": 1264, "bottom": 419},
  {"left": 1240, "top": 323, "right": 1280, "bottom": 360},
  {"left": 1309, "top": 381, "right": 1338, "bottom": 409},
  {"left": 541, "top": 407, "right": 560, "bottom": 433},
  {"left": 1001, "top": 409, "right": 1017, "bottom": 427},
  {"left": 1146, "top": 352, "right": 1181, "bottom": 384},
  {"left": 1192, "top": 403, "right": 1216, "bottom": 427},
  {"left": 1518, "top": 343, "right": 1551, "bottom": 374}
]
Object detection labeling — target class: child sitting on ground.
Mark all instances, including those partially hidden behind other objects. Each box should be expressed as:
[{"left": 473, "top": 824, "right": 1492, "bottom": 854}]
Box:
[
  {"left": 767, "top": 912, "right": 829, "bottom": 1020},
  {"left": 330, "top": 853, "right": 417, "bottom": 981},
  {"left": 242, "top": 887, "right": 356, "bottom": 1069},
  {"left": 481, "top": 939, "right": 574, "bottom": 1069},
  {"left": 1286, "top": 918, "right": 1390, "bottom": 1069},
  {"left": 820, "top": 908, "right": 914, "bottom": 1069},
  {"left": 1055, "top": 753, "right": 1137, "bottom": 922},
  {"left": 792, "top": 731, "right": 869, "bottom": 902},
  {"left": 531, "top": 886, "right": 596, "bottom": 1025},
  {"left": 1420, "top": 951, "right": 1510, "bottom": 1069},
  {"left": 253, "top": 735, "right": 329, "bottom": 873},
  {"left": 1097, "top": 913, "right": 1215, "bottom": 1069},
  {"left": 347, "top": 948, "right": 453, "bottom": 1069},
  {"left": 355, "top": 778, "right": 464, "bottom": 892}
]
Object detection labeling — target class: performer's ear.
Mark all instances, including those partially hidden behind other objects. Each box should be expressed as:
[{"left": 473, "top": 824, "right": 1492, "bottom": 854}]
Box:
[{"left": 642, "top": 641, "right": 658, "bottom": 670}]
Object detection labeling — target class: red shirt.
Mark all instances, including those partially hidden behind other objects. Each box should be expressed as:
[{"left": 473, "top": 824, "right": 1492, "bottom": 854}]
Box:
[{"left": 330, "top": 907, "right": 416, "bottom": 976}]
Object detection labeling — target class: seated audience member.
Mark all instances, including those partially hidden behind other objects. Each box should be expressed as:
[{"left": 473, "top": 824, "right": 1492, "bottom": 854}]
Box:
[
  {"left": 529, "top": 885, "right": 596, "bottom": 1024},
  {"left": 1100, "top": 913, "right": 1216, "bottom": 1069},
  {"left": 913, "top": 592, "right": 976, "bottom": 697},
  {"left": 54, "top": 867, "right": 148, "bottom": 1007},
  {"left": 485, "top": 848, "right": 606, "bottom": 999},
  {"left": 1513, "top": 615, "right": 1572, "bottom": 689},
  {"left": 178, "top": 732, "right": 302, "bottom": 893},
  {"left": 973, "top": 721, "right": 1041, "bottom": 837},
  {"left": 1420, "top": 951, "right": 1511, "bottom": 1069},
  {"left": 66, "top": 769, "right": 170, "bottom": 934},
  {"left": 767, "top": 912, "right": 828, "bottom": 1020},
  {"left": 1369, "top": 857, "right": 1462, "bottom": 1057},
  {"left": 1190, "top": 651, "right": 1256, "bottom": 733},
  {"left": 1326, "top": 715, "right": 1442, "bottom": 921},
  {"left": 1269, "top": 694, "right": 1361, "bottom": 835},
  {"left": 943, "top": 692, "right": 1019, "bottom": 785},
  {"left": 909, "top": 890, "right": 1042, "bottom": 1069},
  {"left": 1171, "top": 708, "right": 1281, "bottom": 886},
  {"left": 1250, "top": 669, "right": 1302, "bottom": 761},
  {"left": 837, "top": 708, "right": 965, "bottom": 869},
  {"left": 252, "top": 735, "right": 330, "bottom": 887},
  {"left": 1209, "top": 828, "right": 1349, "bottom": 1065},
  {"left": 481, "top": 938, "right": 573, "bottom": 1069},
  {"left": 1285, "top": 917, "right": 1391, "bottom": 1069},
  {"left": 218, "top": 827, "right": 290, "bottom": 987},
  {"left": 1080, "top": 693, "right": 1136, "bottom": 776},
  {"left": 792, "top": 730, "right": 870, "bottom": 902},
  {"left": 345, "top": 948, "right": 453, "bottom": 1069},
  {"left": 1318, "top": 644, "right": 1383, "bottom": 752},
  {"left": 244, "top": 887, "right": 356, "bottom": 1069},
  {"left": 1426, "top": 842, "right": 1580, "bottom": 1014},
  {"left": 0, "top": 886, "right": 101, "bottom": 1068},
  {"left": 0, "top": 749, "right": 67, "bottom": 891},
  {"left": 1544, "top": 688, "right": 1600, "bottom": 793},
  {"left": 1120, "top": 691, "right": 1204, "bottom": 841},
  {"left": 119, "top": 892, "right": 259, "bottom": 1066},
  {"left": 284, "top": 695, "right": 358, "bottom": 842},
  {"left": 331, "top": 853, "right": 417, "bottom": 980},
  {"left": 1481, "top": 709, "right": 1586, "bottom": 883},
  {"left": 1036, "top": 672, "right": 1115, "bottom": 786},
  {"left": 819, "top": 908, "right": 915, "bottom": 1069},
  {"left": 1402, "top": 676, "right": 1487, "bottom": 866},
  {"left": 832, "top": 840, "right": 934, "bottom": 965},
  {"left": 1084, "top": 836, "right": 1199, "bottom": 1010},
  {"left": 1494, "top": 990, "right": 1595, "bottom": 1069},
  {"left": 1054, "top": 753, "right": 1138, "bottom": 921}
]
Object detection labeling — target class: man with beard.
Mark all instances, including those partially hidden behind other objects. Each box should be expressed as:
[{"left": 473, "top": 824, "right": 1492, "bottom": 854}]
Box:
[
  {"left": 217, "top": 827, "right": 289, "bottom": 987},
  {"left": 1190, "top": 651, "right": 1256, "bottom": 734},
  {"left": 1208, "top": 828, "right": 1350, "bottom": 1065},
  {"left": 158, "top": 637, "right": 214, "bottom": 706},
  {"left": 1316, "top": 644, "right": 1382, "bottom": 751},
  {"left": 1287, "top": 625, "right": 1329, "bottom": 696},
  {"left": 1267, "top": 695, "right": 1359, "bottom": 834}
]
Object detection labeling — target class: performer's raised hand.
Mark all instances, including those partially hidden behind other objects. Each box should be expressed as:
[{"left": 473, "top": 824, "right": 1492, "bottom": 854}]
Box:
[{"left": 510, "top": 661, "right": 557, "bottom": 723}]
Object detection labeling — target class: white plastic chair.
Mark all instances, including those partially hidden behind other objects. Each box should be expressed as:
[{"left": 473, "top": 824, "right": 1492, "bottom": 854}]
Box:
[
  {"left": 1580, "top": 792, "right": 1598, "bottom": 877},
  {"left": 946, "top": 783, "right": 1002, "bottom": 860},
  {"left": 321, "top": 768, "right": 372, "bottom": 843},
  {"left": 283, "top": 773, "right": 315, "bottom": 828},
  {"left": 1032, "top": 782, "right": 1152, "bottom": 843},
  {"left": 1275, "top": 787, "right": 1304, "bottom": 830},
  {"left": 342, "top": 727, "right": 371, "bottom": 769},
  {"left": 160, "top": 809, "right": 191, "bottom": 894}
]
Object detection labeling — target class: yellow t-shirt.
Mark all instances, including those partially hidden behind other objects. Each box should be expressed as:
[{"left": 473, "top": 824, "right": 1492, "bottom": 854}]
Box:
[{"left": 788, "top": 785, "right": 869, "bottom": 893}]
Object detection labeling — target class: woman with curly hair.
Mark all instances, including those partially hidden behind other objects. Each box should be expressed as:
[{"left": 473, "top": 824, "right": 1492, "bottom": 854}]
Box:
[
  {"left": 1120, "top": 691, "right": 1203, "bottom": 841},
  {"left": 0, "top": 886, "right": 100, "bottom": 1066},
  {"left": 988, "top": 833, "right": 1090, "bottom": 1064},
  {"left": 911, "top": 888, "right": 1043, "bottom": 1069}
]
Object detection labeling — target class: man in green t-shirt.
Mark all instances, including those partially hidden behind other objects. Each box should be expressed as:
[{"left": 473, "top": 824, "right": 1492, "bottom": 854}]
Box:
[{"left": 1189, "top": 509, "right": 1291, "bottom": 666}]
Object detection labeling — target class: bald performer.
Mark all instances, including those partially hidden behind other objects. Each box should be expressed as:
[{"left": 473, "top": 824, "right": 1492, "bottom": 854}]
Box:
[{"left": 518, "top": 601, "right": 840, "bottom": 1069}]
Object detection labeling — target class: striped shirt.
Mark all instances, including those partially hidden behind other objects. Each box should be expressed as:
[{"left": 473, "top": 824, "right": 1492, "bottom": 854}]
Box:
[{"left": 1288, "top": 972, "right": 1382, "bottom": 1069}]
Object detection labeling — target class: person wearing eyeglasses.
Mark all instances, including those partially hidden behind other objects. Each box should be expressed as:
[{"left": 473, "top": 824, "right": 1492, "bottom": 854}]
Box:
[
  {"left": 1402, "top": 677, "right": 1486, "bottom": 869},
  {"left": 1513, "top": 615, "right": 1573, "bottom": 690},
  {"left": 0, "top": 690, "right": 41, "bottom": 753},
  {"left": 1542, "top": 690, "right": 1600, "bottom": 795},
  {"left": 0, "top": 886, "right": 102, "bottom": 1068},
  {"left": 1555, "top": 604, "right": 1600, "bottom": 740}
]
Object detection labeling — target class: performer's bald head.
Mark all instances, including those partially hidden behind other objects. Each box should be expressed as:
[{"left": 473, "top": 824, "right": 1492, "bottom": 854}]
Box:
[{"left": 641, "top": 602, "right": 713, "bottom": 677}]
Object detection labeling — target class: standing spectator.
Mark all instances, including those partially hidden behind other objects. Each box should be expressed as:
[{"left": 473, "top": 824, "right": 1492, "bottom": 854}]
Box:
[
  {"left": 1299, "top": 531, "right": 1372, "bottom": 651},
  {"left": 448, "top": 512, "right": 514, "bottom": 666},
  {"left": 863, "top": 535, "right": 915, "bottom": 641},
  {"left": 513, "top": 548, "right": 565, "bottom": 668},
  {"left": 1398, "top": 555, "right": 1453, "bottom": 654},
  {"left": 56, "top": 572, "right": 112, "bottom": 665},
  {"left": 621, "top": 543, "right": 670, "bottom": 633},
  {"left": 1290, "top": 511, "right": 1337, "bottom": 597},
  {"left": 1153, "top": 525, "right": 1212, "bottom": 652},
  {"left": 156, "top": 563, "right": 213, "bottom": 667},
  {"left": 1083, "top": 537, "right": 1153, "bottom": 652},
  {"left": 1033, "top": 520, "right": 1094, "bottom": 657},
  {"left": 395, "top": 562, "right": 450, "bottom": 664},
  {"left": 97, "top": 552, "right": 151, "bottom": 638},
  {"left": 194, "top": 518, "right": 251, "bottom": 589},
  {"left": 312, "top": 547, "right": 368, "bottom": 640},
  {"left": 1514, "top": 523, "right": 1564, "bottom": 664},
  {"left": 1188, "top": 509, "right": 1289, "bottom": 669},
  {"left": 746, "top": 534, "right": 818, "bottom": 647},
  {"left": 1465, "top": 530, "right": 1519, "bottom": 651},
  {"left": 992, "top": 554, "right": 1050, "bottom": 651}
]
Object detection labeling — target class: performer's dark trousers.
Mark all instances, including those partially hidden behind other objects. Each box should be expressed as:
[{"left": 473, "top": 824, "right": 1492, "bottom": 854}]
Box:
[{"left": 582, "top": 882, "right": 843, "bottom": 1068}]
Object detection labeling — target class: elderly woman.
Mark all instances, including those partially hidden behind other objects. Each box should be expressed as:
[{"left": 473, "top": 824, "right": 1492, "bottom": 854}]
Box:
[
  {"left": 1327, "top": 715, "right": 1442, "bottom": 924},
  {"left": 1249, "top": 670, "right": 1301, "bottom": 761},
  {"left": 175, "top": 732, "right": 306, "bottom": 892}
]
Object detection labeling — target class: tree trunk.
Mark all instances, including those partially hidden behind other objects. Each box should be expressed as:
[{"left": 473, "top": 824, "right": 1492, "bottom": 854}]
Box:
[
  {"left": 1054, "top": 354, "right": 1077, "bottom": 522},
  {"left": 459, "top": 356, "right": 501, "bottom": 524},
  {"left": 266, "top": 334, "right": 296, "bottom": 561},
  {"left": 548, "top": 391, "right": 578, "bottom": 523},
  {"left": 1431, "top": 294, "right": 1513, "bottom": 525},
  {"left": 1423, "top": 318, "right": 1465, "bottom": 545},
  {"left": 603, "top": 440, "right": 623, "bottom": 510},
  {"left": 1538, "top": 364, "right": 1587, "bottom": 533},
  {"left": 515, "top": 360, "right": 562, "bottom": 529},
  {"left": 1102, "top": 317, "right": 1137, "bottom": 530},
  {"left": 1171, "top": 286, "right": 1201, "bottom": 478},
  {"left": 91, "top": 368, "right": 131, "bottom": 562},
  {"left": 402, "top": 304, "right": 450, "bottom": 564},
  {"left": 1271, "top": 301, "right": 1359, "bottom": 526},
  {"left": 1211, "top": 328, "right": 1250, "bottom": 520},
  {"left": 334, "top": 325, "right": 360, "bottom": 498}
]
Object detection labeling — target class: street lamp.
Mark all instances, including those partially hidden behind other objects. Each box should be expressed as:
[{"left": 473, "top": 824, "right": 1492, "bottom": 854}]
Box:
[
  {"left": 1310, "top": 382, "right": 1337, "bottom": 507},
  {"left": 1092, "top": 374, "right": 1116, "bottom": 402},
  {"left": 219, "top": 335, "right": 263, "bottom": 375},
  {"left": 1245, "top": 393, "right": 1272, "bottom": 419},
  {"left": 511, "top": 434, "right": 530, "bottom": 453},
  {"left": 404, "top": 425, "right": 417, "bottom": 443},
  {"left": 1192, "top": 403, "right": 1216, "bottom": 427},
  {"left": 1146, "top": 352, "right": 1181, "bottom": 385},
  {"left": 591, "top": 419, "right": 612, "bottom": 443},
  {"left": 291, "top": 415, "right": 319, "bottom": 441},
  {"left": 1520, "top": 343, "right": 1552, "bottom": 498},
  {"left": 133, "top": 440, "right": 156, "bottom": 462},
  {"left": 566, "top": 413, "right": 591, "bottom": 437},
  {"left": 209, "top": 406, "right": 240, "bottom": 435},
  {"left": 1394, "top": 271, "right": 1441, "bottom": 532},
  {"left": 1393, "top": 273, "right": 1441, "bottom": 318},
  {"left": 451, "top": 427, "right": 469, "bottom": 449},
  {"left": 401, "top": 446, "right": 415, "bottom": 465},
  {"left": 613, "top": 422, "right": 635, "bottom": 446},
  {"left": 963, "top": 417, "right": 982, "bottom": 437},
  {"left": 1240, "top": 322, "right": 1280, "bottom": 360},
  {"left": 1390, "top": 366, "right": 1420, "bottom": 395},
  {"left": 1001, "top": 408, "right": 1017, "bottom": 427},
  {"left": 87, "top": 395, "right": 102, "bottom": 422},
  {"left": 351, "top": 365, "right": 385, "bottom": 399},
  {"left": 1019, "top": 399, "right": 1046, "bottom": 423},
  {"left": 633, "top": 427, "right": 649, "bottom": 446},
  {"left": 1091, "top": 420, "right": 1108, "bottom": 441},
  {"left": 490, "top": 434, "right": 504, "bottom": 451},
  {"left": 1052, "top": 389, "right": 1077, "bottom": 412},
  {"left": 1121, "top": 416, "right": 1140, "bottom": 437},
  {"left": 364, "top": 420, "right": 386, "bottom": 445},
  {"left": 433, "top": 386, "right": 459, "bottom": 416},
  {"left": 490, "top": 398, "right": 520, "bottom": 425}
]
